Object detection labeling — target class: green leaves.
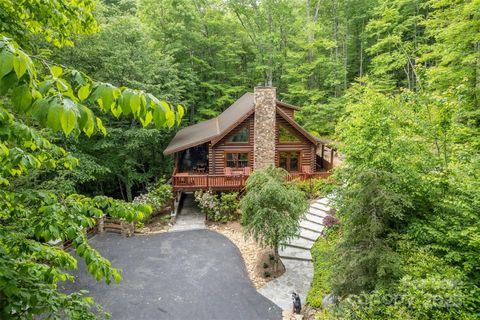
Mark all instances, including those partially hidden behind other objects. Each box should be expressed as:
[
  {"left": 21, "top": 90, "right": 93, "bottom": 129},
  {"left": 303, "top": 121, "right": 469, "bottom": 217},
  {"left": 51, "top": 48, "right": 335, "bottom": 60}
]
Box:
[
  {"left": 50, "top": 65, "right": 63, "bottom": 77},
  {"left": 1, "top": 38, "right": 184, "bottom": 140},
  {"left": 177, "top": 104, "right": 185, "bottom": 125},
  {"left": 46, "top": 100, "right": 64, "bottom": 132},
  {"left": 60, "top": 99, "right": 78, "bottom": 135},
  {"left": 11, "top": 84, "right": 32, "bottom": 112},
  {"left": 130, "top": 93, "right": 141, "bottom": 115},
  {"left": 96, "top": 117, "right": 106, "bottom": 136},
  {"left": 0, "top": 50, "right": 13, "bottom": 79},
  {"left": 153, "top": 105, "right": 166, "bottom": 127},
  {"left": 78, "top": 84, "right": 90, "bottom": 101},
  {"left": 92, "top": 83, "right": 119, "bottom": 112},
  {"left": 160, "top": 101, "right": 175, "bottom": 128},
  {"left": 13, "top": 54, "right": 27, "bottom": 79}
]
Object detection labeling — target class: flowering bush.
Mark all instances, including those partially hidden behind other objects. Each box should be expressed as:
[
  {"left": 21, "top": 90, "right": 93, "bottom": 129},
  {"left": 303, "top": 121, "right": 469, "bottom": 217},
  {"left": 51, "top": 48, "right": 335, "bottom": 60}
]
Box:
[
  {"left": 323, "top": 214, "right": 340, "bottom": 227},
  {"left": 133, "top": 180, "right": 173, "bottom": 221},
  {"left": 194, "top": 190, "right": 239, "bottom": 222}
]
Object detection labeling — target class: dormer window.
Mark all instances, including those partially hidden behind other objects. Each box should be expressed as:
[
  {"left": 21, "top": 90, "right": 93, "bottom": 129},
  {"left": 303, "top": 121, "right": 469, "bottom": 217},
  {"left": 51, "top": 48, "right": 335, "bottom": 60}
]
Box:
[
  {"left": 226, "top": 126, "right": 249, "bottom": 143},
  {"left": 278, "top": 124, "right": 301, "bottom": 143}
]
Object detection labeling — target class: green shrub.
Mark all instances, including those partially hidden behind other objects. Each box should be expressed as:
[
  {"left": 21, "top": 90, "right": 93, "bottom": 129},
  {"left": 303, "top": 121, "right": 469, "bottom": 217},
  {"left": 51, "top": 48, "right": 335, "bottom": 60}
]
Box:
[
  {"left": 194, "top": 190, "right": 239, "bottom": 222},
  {"left": 323, "top": 242, "right": 480, "bottom": 320},
  {"left": 329, "top": 276, "right": 478, "bottom": 320},
  {"left": 307, "top": 231, "right": 338, "bottom": 308},
  {"left": 291, "top": 177, "right": 335, "bottom": 199}
]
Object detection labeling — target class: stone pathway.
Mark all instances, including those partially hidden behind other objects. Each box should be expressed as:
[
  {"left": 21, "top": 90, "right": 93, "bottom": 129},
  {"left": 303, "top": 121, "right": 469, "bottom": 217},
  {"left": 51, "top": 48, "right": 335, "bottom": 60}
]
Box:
[
  {"left": 169, "top": 194, "right": 206, "bottom": 232},
  {"left": 258, "top": 197, "right": 332, "bottom": 311}
]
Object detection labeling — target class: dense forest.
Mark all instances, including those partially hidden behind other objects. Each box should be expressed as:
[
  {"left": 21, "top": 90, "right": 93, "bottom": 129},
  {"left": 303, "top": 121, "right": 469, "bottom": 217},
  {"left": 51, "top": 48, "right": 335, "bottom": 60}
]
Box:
[{"left": 1, "top": 0, "right": 479, "bottom": 318}]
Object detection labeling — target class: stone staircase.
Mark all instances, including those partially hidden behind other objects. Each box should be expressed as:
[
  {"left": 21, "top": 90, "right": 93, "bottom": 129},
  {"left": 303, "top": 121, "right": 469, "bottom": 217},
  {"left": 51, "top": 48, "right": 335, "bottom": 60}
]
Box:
[
  {"left": 279, "top": 198, "right": 331, "bottom": 262},
  {"left": 259, "top": 197, "right": 333, "bottom": 310}
]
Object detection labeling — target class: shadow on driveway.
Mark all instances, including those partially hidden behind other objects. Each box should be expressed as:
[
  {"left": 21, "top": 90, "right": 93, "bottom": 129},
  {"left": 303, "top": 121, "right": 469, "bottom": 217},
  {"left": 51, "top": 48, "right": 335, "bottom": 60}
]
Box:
[{"left": 61, "top": 230, "right": 282, "bottom": 320}]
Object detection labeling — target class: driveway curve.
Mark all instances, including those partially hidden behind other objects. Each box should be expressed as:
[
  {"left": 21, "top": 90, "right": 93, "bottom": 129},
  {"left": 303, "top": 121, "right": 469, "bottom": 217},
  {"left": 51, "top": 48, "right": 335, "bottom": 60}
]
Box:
[{"left": 62, "top": 230, "right": 282, "bottom": 320}]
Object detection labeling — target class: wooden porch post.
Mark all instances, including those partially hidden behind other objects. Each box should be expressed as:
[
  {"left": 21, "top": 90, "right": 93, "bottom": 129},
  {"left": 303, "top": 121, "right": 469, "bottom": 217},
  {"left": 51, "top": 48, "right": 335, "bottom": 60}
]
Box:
[{"left": 330, "top": 147, "right": 334, "bottom": 169}]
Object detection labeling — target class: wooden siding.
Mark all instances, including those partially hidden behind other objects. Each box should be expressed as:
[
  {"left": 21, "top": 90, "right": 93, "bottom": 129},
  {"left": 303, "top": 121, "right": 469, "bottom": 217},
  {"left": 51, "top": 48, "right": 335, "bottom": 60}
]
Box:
[
  {"left": 210, "top": 115, "right": 254, "bottom": 174},
  {"left": 278, "top": 106, "right": 294, "bottom": 118},
  {"left": 209, "top": 111, "right": 317, "bottom": 174},
  {"left": 275, "top": 114, "right": 316, "bottom": 172}
]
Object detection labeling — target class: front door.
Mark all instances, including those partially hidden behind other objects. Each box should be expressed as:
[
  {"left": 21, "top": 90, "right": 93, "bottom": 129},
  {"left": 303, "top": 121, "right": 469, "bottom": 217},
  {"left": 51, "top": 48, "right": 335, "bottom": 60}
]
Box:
[{"left": 279, "top": 151, "right": 300, "bottom": 172}]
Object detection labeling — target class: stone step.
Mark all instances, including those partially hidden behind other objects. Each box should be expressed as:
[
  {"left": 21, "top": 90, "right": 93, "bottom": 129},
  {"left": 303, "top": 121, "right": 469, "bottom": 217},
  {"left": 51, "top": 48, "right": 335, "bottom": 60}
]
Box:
[
  {"left": 311, "top": 202, "right": 331, "bottom": 212},
  {"left": 308, "top": 206, "right": 329, "bottom": 218},
  {"left": 317, "top": 198, "right": 331, "bottom": 206},
  {"left": 303, "top": 213, "right": 324, "bottom": 225},
  {"left": 298, "top": 227, "right": 322, "bottom": 241},
  {"left": 282, "top": 237, "right": 315, "bottom": 250},
  {"left": 279, "top": 246, "right": 312, "bottom": 262},
  {"left": 300, "top": 220, "right": 324, "bottom": 233}
]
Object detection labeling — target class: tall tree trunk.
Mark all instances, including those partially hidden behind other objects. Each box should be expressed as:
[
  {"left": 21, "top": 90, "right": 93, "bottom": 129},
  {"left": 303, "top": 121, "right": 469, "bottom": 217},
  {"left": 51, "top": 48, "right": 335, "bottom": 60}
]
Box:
[
  {"left": 118, "top": 175, "right": 126, "bottom": 201},
  {"left": 267, "top": 4, "right": 273, "bottom": 86},
  {"left": 273, "top": 244, "right": 279, "bottom": 273},
  {"left": 359, "top": 25, "right": 364, "bottom": 77},
  {"left": 476, "top": 41, "right": 480, "bottom": 105},
  {"left": 343, "top": 14, "right": 348, "bottom": 89},
  {"left": 332, "top": 0, "right": 340, "bottom": 97},
  {"left": 306, "top": 0, "right": 322, "bottom": 89}
]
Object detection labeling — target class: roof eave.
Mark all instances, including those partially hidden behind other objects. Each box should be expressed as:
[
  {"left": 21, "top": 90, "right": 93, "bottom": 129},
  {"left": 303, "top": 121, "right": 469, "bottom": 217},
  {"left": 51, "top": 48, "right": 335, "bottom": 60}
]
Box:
[
  {"left": 210, "top": 108, "right": 255, "bottom": 146},
  {"left": 276, "top": 100, "right": 301, "bottom": 110},
  {"left": 163, "top": 136, "right": 214, "bottom": 155}
]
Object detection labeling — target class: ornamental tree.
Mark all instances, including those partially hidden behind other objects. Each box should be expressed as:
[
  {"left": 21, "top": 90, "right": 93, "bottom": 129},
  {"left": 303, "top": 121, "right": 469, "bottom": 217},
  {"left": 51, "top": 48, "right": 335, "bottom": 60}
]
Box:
[
  {"left": 0, "top": 1, "right": 183, "bottom": 318},
  {"left": 240, "top": 166, "right": 307, "bottom": 271}
]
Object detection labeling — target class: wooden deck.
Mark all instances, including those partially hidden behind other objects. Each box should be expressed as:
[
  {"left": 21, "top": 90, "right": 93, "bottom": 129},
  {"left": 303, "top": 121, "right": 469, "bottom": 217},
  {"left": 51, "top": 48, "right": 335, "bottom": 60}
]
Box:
[{"left": 172, "top": 171, "right": 331, "bottom": 192}]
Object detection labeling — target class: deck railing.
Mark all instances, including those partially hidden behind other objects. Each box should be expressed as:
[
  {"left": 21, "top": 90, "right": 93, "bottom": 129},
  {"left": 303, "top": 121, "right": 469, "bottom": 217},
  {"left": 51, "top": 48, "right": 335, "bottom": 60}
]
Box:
[{"left": 172, "top": 171, "right": 331, "bottom": 191}]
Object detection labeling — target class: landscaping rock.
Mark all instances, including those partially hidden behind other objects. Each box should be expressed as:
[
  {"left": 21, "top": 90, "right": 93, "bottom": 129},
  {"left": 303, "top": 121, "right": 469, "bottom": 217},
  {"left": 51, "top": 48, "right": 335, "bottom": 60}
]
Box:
[{"left": 322, "top": 294, "right": 339, "bottom": 309}]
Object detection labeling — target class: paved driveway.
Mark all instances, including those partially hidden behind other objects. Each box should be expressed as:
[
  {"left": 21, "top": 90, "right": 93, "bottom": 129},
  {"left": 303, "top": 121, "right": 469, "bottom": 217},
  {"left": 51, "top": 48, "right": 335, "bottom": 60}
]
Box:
[{"left": 62, "top": 230, "right": 282, "bottom": 320}]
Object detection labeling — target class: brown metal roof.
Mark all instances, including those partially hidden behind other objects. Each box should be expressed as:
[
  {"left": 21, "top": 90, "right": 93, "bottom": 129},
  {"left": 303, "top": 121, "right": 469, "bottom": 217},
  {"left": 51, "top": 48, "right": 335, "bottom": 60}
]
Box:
[
  {"left": 164, "top": 93, "right": 254, "bottom": 155},
  {"left": 163, "top": 92, "right": 306, "bottom": 155}
]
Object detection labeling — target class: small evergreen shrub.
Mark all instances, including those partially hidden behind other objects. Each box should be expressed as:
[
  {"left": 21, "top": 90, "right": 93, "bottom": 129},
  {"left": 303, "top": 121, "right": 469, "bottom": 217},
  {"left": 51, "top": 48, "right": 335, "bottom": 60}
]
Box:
[{"left": 194, "top": 190, "right": 239, "bottom": 222}]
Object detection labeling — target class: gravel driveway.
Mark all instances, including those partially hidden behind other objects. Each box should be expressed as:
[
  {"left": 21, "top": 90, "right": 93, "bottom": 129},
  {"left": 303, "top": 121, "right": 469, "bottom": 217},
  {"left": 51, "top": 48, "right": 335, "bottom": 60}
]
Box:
[{"left": 62, "top": 230, "right": 282, "bottom": 320}]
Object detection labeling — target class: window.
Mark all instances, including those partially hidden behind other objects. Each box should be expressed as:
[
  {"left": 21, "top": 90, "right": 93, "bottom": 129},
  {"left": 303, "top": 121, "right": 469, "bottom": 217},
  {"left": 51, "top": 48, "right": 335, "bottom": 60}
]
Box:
[
  {"left": 226, "top": 126, "right": 249, "bottom": 143},
  {"left": 279, "top": 151, "right": 300, "bottom": 171},
  {"left": 278, "top": 124, "right": 300, "bottom": 143},
  {"left": 226, "top": 152, "right": 249, "bottom": 168}
]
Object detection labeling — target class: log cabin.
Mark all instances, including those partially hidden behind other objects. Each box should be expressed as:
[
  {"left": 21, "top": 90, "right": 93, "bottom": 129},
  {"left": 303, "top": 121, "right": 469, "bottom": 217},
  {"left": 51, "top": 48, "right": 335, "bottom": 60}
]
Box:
[{"left": 164, "top": 87, "right": 334, "bottom": 194}]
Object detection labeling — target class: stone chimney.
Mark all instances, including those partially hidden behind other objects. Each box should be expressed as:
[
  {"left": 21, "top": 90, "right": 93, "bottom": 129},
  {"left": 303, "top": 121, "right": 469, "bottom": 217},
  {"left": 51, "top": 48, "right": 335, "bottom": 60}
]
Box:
[{"left": 253, "top": 86, "right": 276, "bottom": 170}]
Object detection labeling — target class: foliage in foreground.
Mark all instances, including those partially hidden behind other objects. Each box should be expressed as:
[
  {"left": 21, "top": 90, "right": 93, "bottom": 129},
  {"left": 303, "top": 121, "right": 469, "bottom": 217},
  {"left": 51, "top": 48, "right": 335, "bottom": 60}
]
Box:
[
  {"left": 0, "top": 1, "right": 182, "bottom": 318},
  {"left": 320, "top": 82, "right": 480, "bottom": 318},
  {"left": 194, "top": 190, "right": 240, "bottom": 222},
  {"left": 240, "top": 166, "right": 307, "bottom": 271}
]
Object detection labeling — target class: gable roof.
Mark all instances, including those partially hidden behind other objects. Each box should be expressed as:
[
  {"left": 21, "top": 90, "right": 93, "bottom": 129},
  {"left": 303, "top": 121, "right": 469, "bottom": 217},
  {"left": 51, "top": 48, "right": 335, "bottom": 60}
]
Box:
[
  {"left": 163, "top": 92, "right": 317, "bottom": 155},
  {"left": 275, "top": 107, "right": 321, "bottom": 145},
  {"left": 164, "top": 93, "right": 254, "bottom": 155}
]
